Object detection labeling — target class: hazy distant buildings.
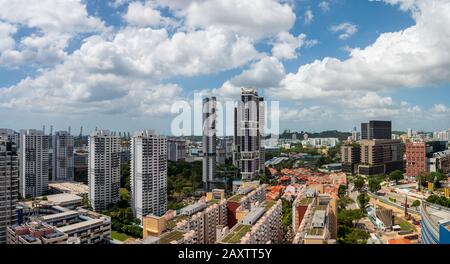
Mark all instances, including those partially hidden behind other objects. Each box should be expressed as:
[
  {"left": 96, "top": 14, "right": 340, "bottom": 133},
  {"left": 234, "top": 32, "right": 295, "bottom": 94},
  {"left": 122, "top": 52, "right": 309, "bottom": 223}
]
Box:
[
  {"left": 167, "top": 138, "right": 186, "bottom": 161},
  {"left": 233, "top": 88, "right": 265, "bottom": 181},
  {"left": 203, "top": 97, "right": 217, "bottom": 191},
  {"left": 88, "top": 130, "right": 121, "bottom": 212},
  {"left": 52, "top": 131, "right": 74, "bottom": 181},
  {"left": 19, "top": 129, "right": 49, "bottom": 198},
  {"left": 0, "top": 139, "right": 19, "bottom": 244},
  {"left": 131, "top": 130, "right": 167, "bottom": 221},
  {"left": 361, "top": 121, "right": 392, "bottom": 140}
]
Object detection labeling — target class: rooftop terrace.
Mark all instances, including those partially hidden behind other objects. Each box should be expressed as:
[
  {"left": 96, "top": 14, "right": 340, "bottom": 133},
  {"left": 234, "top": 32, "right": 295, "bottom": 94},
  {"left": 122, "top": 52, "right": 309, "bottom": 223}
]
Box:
[
  {"left": 221, "top": 224, "right": 252, "bottom": 244},
  {"left": 159, "top": 230, "right": 186, "bottom": 244}
]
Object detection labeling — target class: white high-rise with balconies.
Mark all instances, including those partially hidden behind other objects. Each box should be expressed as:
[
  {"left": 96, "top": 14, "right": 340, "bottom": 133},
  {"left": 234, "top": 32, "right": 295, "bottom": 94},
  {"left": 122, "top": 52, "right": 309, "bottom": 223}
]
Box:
[
  {"left": 88, "top": 130, "right": 121, "bottom": 212},
  {"left": 52, "top": 131, "right": 74, "bottom": 181},
  {"left": 19, "top": 129, "right": 49, "bottom": 198},
  {"left": 131, "top": 130, "right": 167, "bottom": 221}
]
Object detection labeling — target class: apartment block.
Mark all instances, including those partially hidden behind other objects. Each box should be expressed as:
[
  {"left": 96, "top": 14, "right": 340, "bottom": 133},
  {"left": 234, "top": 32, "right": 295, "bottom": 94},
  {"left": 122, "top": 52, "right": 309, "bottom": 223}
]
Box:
[
  {"left": 203, "top": 97, "right": 218, "bottom": 191},
  {"left": 233, "top": 88, "right": 265, "bottom": 181},
  {"left": 167, "top": 138, "right": 186, "bottom": 161},
  {"left": 219, "top": 200, "right": 283, "bottom": 244},
  {"left": 7, "top": 222, "right": 68, "bottom": 244},
  {"left": 0, "top": 129, "right": 19, "bottom": 146},
  {"left": 88, "top": 130, "right": 121, "bottom": 212},
  {"left": 0, "top": 139, "right": 19, "bottom": 244},
  {"left": 19, "top": 129, "right": 49, "bottom": 198},
  {"left": 52, "top": 131, "right": 74, "bottom": 181},
  {"left": 131, "top": 130, "right": 167, "bottom": 221},
  {"left": 227, "top": 184, "right": 267, "bottom": 228},
  {"left": 293, "top": 191, "right": 337, "bottom": 244}
]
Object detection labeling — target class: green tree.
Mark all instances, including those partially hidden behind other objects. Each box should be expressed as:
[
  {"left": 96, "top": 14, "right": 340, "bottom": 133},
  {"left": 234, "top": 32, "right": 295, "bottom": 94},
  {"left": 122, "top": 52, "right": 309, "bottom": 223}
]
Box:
[
  {"left": 357, "top": 193, "right": 370, "bottom": 210},
  {"left": 368, "top": 178, "right": 381, "bottom": 193},
  {"left": 412, "top": 200, "right": 420, "bottom": 209},
  {"left": 338, "top": 184, "right": 347, "bottom": 198},
  {"left": 353, "top": 176, "right": 365, "bottom": 191},
  {"left": 338, "top": 197, "right": 354, "bottom": 211},
  {"left": 338, "top": 209, "right": 363, "bottom": 227},
  {"left": 388, "top": 170, "right": 404, "bottom": 184}
]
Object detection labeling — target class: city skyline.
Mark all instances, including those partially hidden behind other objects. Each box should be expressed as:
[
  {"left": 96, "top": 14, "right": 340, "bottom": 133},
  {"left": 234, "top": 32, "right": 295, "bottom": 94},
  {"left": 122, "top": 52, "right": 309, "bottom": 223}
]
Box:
[{"left": 0, "top": 0, "right": 449, "bottom": 133}]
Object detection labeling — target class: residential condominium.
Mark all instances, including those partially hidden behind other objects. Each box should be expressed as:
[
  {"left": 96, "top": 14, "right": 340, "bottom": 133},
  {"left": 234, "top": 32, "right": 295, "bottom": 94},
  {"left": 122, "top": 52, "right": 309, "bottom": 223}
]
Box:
[
  {"left": 233, "top": 88, "right": 265, "bottom": 181},
  {"left": 0, "top": 129, "right": 19, "bottom": 147},
  {"left": 292, "top": 190, "right": 337, "bottom": 244},
  {"left": 167, "top": 138, "right": 186, "bottom": 161},
  {"left": 141, "top": 193, "right": 227, "bottom": 244},
  {"left": 203, "top": 97, "right": 217, "bottom": 191},
  {"left": 0, "top": 139, "right": 19, "bottom": 244},
  {"left": 19, "top": 129, "right": 49, "bottom": 198},
  {"left": 88, "top": 130, "right": 121, "bottom": 212},
  {"left": 52, "top": 131, "right": 74, "bottom": 181},
  {"left": 131, "top": 130, "right": 168, "bottom": 221},
  {"left": 218, "top": 200, "right": 283, "bottom": 244}
]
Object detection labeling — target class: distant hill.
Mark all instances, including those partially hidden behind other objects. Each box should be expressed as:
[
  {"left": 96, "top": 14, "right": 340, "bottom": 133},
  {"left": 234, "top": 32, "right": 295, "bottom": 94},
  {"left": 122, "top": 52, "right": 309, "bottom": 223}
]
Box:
[{"left": 281, "top": 130, "right": 351, "bottom": 141}]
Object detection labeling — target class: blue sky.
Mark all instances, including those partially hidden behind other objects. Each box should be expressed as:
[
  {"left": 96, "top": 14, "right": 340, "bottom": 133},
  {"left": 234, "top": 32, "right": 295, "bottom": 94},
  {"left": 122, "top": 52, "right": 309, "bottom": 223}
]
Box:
[{"left": 0, "top": 0, "right": 449, "bottom": 135}]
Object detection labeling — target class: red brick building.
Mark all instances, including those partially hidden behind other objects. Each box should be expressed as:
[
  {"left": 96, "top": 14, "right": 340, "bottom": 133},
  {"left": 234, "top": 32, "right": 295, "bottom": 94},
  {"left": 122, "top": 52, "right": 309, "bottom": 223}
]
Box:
[{"left": 405, "top": 142, "right": 427, "bottom": 177}]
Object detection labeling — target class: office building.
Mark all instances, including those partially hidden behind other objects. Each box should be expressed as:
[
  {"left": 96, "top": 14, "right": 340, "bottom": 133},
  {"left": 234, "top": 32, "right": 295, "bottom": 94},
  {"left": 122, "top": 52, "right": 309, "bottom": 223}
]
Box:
[
  {"left": 428, "top": 150, "right": 450, "bottom": 175},
  {"left": 167, "top": 138, "right": 186, "bottom": 161},
  {"left": 420, "top": 201, "right": 450, "bottom": 244},
  {"left": 361, "top": 121, "right": 392, "bottom": 140},
  {"left": 233, "top": 88, "right": 265, "bottom": 181},
  {"left": 406, "top": 141, "right": 448, "bottom": 177},
  {"left": 19, "top": 129, "right": 49, "bottom": 198},
  {"left": 340, "top": 143, "right": 361, "bottom": 174},
  {"left": 203, "top": 97, "right": 217, "bottom": 191},
  {"left": 0, "top": 139, "right": 19, "bottom": 244},
  {"left": 88, "top": 130, "right": 121, "bottom": 212},
  {"left": 131, "top": 130, "right": 168, "bottom": 221},
  {"left": 216, "top": 137, "right": 233, "bottom": 165},
  {"left": 52, "top": 131, "right": 74, "bottom": 181},
  {"left": 357, "top": 139, "right": 404, "bottom": 176}
]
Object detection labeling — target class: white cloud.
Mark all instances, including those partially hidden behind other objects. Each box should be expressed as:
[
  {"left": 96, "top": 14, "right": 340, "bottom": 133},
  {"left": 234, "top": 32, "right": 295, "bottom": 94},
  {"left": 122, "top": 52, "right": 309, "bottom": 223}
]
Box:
[
  {"left": 431, "top": 104, "right": 448, "bottom": 113},
  {"left": 271, "top": 32, "right": 317, "bottom": 60},
  {"left": 0, "top": 25, "right": 262, "bottom": 116},
  {"left": 157, "top": 0, "right": 296, "bottom": 39},
  {"left": 304, "top": 9, "right": 314, "bottom": 25},
  {"left": 330, "top": 22, "right": 358, "bottom": 40},
  {"left": 230, "top": 56, "right": 286, "bottom": 88},
  {"left": 318, "top": 1, "right": 331, "bottom": 13},
  {"left": 0, "top": 22, "right": 16, "bottom": 51},
  {"left": 124, "top": 1, "right": 175, "bottom": 28},
  {"left": 0, "top": 0, "right": 107, "bottom": 67},
  {"left": 269, "top": 0, "right": 450, "bottom": 101}
]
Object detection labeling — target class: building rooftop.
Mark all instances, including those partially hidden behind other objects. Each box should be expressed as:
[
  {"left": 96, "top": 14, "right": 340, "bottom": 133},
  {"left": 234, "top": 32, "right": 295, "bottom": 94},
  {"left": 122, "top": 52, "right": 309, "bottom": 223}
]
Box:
[
  {"left": 228, "top": 194, "right": 244, "bottom": 203},
  {"left": 159, "top": 230, "right": 186, "bottom": 244},
  {"left": 166, "top": 215, "right": 188, "bottom": 230},
  {"left": 48, "top": 182, "right": 89, "bottom": 196},
  {"left": 57, "top": 218, "right": 104, "bottom": 233},
  {"left": 41, "top": 210, "right": 79, "bottom": 222},
  {"left": 242, "top": 207, "right": 265, "bottom": 225},
  {"left": 45, "top": 193, "right": 83, "bottom": 205},
  {"left": 221, "top": 224, "right": 252, "bottom": 244}
]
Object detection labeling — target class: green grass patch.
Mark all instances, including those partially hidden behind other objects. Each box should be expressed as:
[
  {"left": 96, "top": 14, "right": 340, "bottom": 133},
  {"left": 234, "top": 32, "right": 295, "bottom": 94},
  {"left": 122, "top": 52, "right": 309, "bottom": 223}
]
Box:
[
  {"left": 111, "top": 231, "right": 129, "bottom": 241},
  {"left": 222, "top": 225, "right": 252, "bottom": 244}
]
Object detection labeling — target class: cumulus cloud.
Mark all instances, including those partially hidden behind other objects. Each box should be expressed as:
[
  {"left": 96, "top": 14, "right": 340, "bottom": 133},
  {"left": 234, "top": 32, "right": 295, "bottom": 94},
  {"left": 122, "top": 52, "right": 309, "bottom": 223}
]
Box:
[
  {"left": 330, "top": 22, "right": 358, "bottom": 40},
  {"left": 230, "top": 56, "right": 286, "bottom": 88},
  {"left": 271, "top": 32, "right": 317, "bottom": 60},
  {"left": 124, "top": 1, "right": 176, "bottom": 28},
  {"left": 268, "top": 0, "right": 450, "bottom": 101},
  {"left": 0, "top": 0, "right": 107, "bottom": 67},
  {"left": 156, "top": 0, "right": 296, "bottom": 39}
]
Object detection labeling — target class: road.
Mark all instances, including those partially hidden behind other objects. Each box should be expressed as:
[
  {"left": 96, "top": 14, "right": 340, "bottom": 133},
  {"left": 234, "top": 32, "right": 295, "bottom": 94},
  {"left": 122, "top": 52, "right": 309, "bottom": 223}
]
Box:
[{"left": 367, "top": 191, "right": 420, "bottom": 216}]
